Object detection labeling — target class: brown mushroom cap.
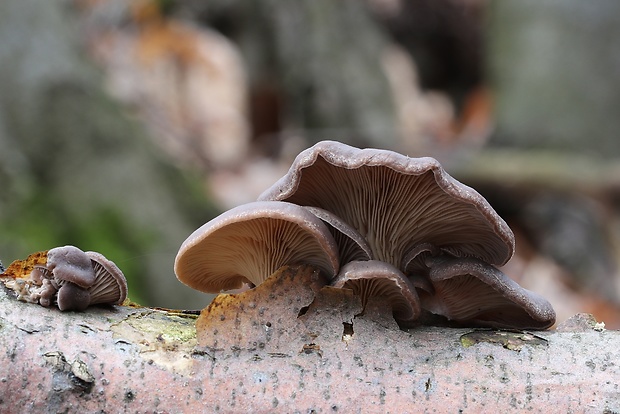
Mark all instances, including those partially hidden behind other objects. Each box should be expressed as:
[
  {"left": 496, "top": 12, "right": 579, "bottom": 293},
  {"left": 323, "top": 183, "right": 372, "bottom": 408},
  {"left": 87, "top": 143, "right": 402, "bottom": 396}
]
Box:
[
  {"left": 174, "top": 201, "right": 340, "bottom": 293},
  {"left": 304, "top": 206, "right": 372, "bottom": 263},
  {"left": 46, "top": 245, "right": 96, "bottom": 288},
  {"left": 331, "top": 260, "right": 421, "bottom": 322},
  {"left": 57, "top": 282, "right": 91, "bottom": 311},
  {"left": 421, "top": 255, "right": 556, "bottom": 329},
  {"left": 259, "top": 140, "right": 515, "bottom": 269},
  {"left": 85, "top": 251, "right": 128, "bottom": 306}
]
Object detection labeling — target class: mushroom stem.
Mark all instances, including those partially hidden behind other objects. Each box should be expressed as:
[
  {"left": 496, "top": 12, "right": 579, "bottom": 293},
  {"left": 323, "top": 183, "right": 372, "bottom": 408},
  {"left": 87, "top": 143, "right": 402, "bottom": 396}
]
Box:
[{"left": 57, "top": 282, "right": 91, "bottom": 311}]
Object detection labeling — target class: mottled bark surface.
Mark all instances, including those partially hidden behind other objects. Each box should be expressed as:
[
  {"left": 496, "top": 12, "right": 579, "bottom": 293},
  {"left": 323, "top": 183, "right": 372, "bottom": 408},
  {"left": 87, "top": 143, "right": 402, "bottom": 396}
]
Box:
[{"left": 1, "top": 266, "right": 618, "bottom": 413}]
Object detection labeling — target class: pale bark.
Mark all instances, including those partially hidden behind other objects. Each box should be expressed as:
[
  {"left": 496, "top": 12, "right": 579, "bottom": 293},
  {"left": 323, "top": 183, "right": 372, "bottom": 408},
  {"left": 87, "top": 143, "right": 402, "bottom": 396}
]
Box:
[{"left": 1, "top": 266, "right": 618, "bottom": 413}]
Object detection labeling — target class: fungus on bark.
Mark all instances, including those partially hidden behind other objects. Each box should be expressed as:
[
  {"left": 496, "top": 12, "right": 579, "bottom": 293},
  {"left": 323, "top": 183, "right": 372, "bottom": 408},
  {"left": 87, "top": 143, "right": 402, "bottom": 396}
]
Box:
[
  {"left": 1, "top": 246, "right": 127, "bottom": 311},
  {"left": 258, "top": 140, "right": 515, "bottom": 269},
  {"left": 174, "top": 201, "right": 340, "bottom": 293},
  {"left": 332, "top": 260, "right": 421, "bottom": 323},
  {"left": 421, "top": 255, "right": 556, "bottom": 329},
  {"left": 86, "top": 251, "right": 128, "bottom": 306},
  {"left": 258, "top": 140, "right": 555, "bottom": 329}
]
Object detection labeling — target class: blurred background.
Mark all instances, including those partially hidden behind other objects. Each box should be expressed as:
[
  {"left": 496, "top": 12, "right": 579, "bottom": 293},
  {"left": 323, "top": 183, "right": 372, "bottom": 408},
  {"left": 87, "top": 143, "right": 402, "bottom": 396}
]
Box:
[{"left": 1, "top": 0, "right": 620, "bottom": 327}]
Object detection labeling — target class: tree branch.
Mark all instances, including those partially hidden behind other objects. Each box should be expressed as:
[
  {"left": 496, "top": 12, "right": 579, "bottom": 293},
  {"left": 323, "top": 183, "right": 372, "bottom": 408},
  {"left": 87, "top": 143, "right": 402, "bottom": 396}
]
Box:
[{"left": 1, "top": 266, "right": 618, "bottom": 412}]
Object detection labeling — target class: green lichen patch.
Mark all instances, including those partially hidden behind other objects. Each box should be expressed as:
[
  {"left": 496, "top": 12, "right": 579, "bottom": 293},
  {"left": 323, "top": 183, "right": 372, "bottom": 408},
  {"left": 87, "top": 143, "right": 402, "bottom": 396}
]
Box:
[
  {"left": 111, "top": 310, "right": 197, "bottom": 373},
  {"left": 460, "top": 330, "right": 548, "bottom": 351}
]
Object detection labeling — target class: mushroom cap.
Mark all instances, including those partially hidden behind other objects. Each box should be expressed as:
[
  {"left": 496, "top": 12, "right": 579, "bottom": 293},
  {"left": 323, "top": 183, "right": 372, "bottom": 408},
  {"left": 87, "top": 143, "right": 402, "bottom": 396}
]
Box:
[
  {"left": 174, "top": 201, "right": 340, "bottom": 293},
  {"left": 46, "top": 246, "right": 96, "bottom": 288},
  {"left": 331, "top": 260, "right": 421, "bottom": 322},
  {"left": 57, "top": 282, "right": 91, "bottom": 311},
  {"left": 85, "top": 251, "right": 128, "bottom": 306},
  {"left": 421, "top": 255, "right": 556, "bottom": 329},
  {"left": 259, "top": 140, "right": 515, "bottom": 268},
  {"left": 304, "top": 206, "right": 372, "bottom": 263}
]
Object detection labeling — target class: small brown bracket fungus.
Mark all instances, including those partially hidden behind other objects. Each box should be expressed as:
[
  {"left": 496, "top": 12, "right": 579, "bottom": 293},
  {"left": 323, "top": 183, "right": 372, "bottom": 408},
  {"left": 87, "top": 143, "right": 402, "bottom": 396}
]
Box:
[
  {"left": 259, "top": 140, "right": 515, "bottom": 269},
  {"left": 174, "top": 201, "right": 340, "bottom": 293},
  {"left": 57, "top": 282, "right": 91, "bottom": 312},
  {"left": 421, "top": 255, "right": 556, "bottom": 329},
  {"left": 1, "top": 246, "right": 127, "bottom": 311},
  {"left": 47, "top": 245, "right": 96, "bottom": 288},
  {"left": 331, "top": 260, "right": 421, "bottom": 323}
]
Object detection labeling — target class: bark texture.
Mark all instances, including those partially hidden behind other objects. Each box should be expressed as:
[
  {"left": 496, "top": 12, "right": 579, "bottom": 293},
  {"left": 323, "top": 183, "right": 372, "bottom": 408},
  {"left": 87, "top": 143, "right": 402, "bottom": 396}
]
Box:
[{"left": 0, "top": 266, "right": 618, "bottom": 413}]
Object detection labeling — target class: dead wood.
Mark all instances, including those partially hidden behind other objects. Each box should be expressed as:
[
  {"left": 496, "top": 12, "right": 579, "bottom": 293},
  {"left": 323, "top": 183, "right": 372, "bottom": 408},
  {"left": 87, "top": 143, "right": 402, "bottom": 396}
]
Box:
[{"left": 0, "top": 266, "right": 618, "bottom": 413}]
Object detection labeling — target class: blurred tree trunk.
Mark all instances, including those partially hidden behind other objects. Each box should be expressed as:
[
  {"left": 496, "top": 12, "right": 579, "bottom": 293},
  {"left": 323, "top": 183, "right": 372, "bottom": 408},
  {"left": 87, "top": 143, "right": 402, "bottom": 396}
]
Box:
[
  {"left": 487, "top": 0, "right": 620, "bottom": 157},
  {"left": 193, "top": 0, "right": 399, "bottom": 150},
  {"left": 1, "top": 266, "right": 618, "bottom": 413},
  {"left": 0, "top": 0, "right": 218, "bottom": 309}
]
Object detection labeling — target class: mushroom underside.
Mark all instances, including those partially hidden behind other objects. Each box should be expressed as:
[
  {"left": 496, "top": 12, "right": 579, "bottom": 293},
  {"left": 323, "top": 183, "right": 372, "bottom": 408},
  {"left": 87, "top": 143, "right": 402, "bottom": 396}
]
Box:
[
  {"left": 177, "top": 218, "right": 338, "bottom": 292},
  {"left": 259, "top": 141, "right": 515, "bottom": 267},
  {"left": 173, "top": 141, "right": 554, "bottom": 330},
  {"left": 88, "top": 258, "right": 127, "bottom": 305},
  {"left": 304, "top": 206, "right": 372, "bottom": 263},
  {"left": 331, "top": 260, "right": 421, "bottom": 322},
  {"left": 421, "top": 256, "right": 556, "bottom": 329},
  {"left": 174, "top": 201, "right": 340, "bottom": 293}
]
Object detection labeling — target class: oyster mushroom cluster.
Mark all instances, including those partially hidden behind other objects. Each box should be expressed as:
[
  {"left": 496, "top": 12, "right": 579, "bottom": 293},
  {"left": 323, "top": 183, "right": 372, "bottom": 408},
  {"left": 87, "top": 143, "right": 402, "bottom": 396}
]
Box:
[
  {"left": 175, "top": 141, "right": 556, "bottom": 329},
  {"left": 3, "top": 245, "right": 127, "bottom": 311}
]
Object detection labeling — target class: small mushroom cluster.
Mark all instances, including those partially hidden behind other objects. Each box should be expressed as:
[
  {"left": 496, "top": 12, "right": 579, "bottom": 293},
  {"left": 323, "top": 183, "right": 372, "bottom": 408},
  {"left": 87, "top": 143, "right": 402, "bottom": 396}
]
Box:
[
  {"left": 3, "top": 245, "right": 127, "bottom": 311},
  {"left": 175, "top": 141, "right": 556, "bottom": 329}
]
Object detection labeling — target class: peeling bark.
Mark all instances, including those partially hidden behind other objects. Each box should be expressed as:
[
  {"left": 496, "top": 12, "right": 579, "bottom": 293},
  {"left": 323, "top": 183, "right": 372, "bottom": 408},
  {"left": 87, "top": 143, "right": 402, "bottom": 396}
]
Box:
[{"left": 0, "top": 266, "right": 618, "bottom": 413}]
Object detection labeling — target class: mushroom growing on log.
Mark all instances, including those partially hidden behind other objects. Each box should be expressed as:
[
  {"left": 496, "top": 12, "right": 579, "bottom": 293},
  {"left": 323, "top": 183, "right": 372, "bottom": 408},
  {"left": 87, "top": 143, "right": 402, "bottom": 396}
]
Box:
[
  {"left": 331, "top": 260, "right": 421, "bottom": 323},
  {"left": 258, "top": 140, "right": 555, "bottom": 329},
  {"left": 174, "top": 201, "right": 340, "bottom": 293},
  {"left": 1, "top": 246, "right": 127, "bottom": 311},
  {"left": 259, "top": 140, "right": 515, "bottom": 268},
  {"left": 420, "top": 254, "right": 556, "bottom": 329}
]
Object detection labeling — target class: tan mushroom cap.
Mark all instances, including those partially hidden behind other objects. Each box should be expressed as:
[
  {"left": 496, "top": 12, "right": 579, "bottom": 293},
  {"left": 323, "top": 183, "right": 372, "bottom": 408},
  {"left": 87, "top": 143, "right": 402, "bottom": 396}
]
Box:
[
  {"left": 331, "top": 260, "right": 421, "bottom": 322},
  {"left": 175, "top": 201, "right": 340, "bottom": 293},
  {"left": 421, "top": 255, "right": 556, "bottom": 329},
  {"left": 259, "top": 140, "right": 515, "bottom": 269}
]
